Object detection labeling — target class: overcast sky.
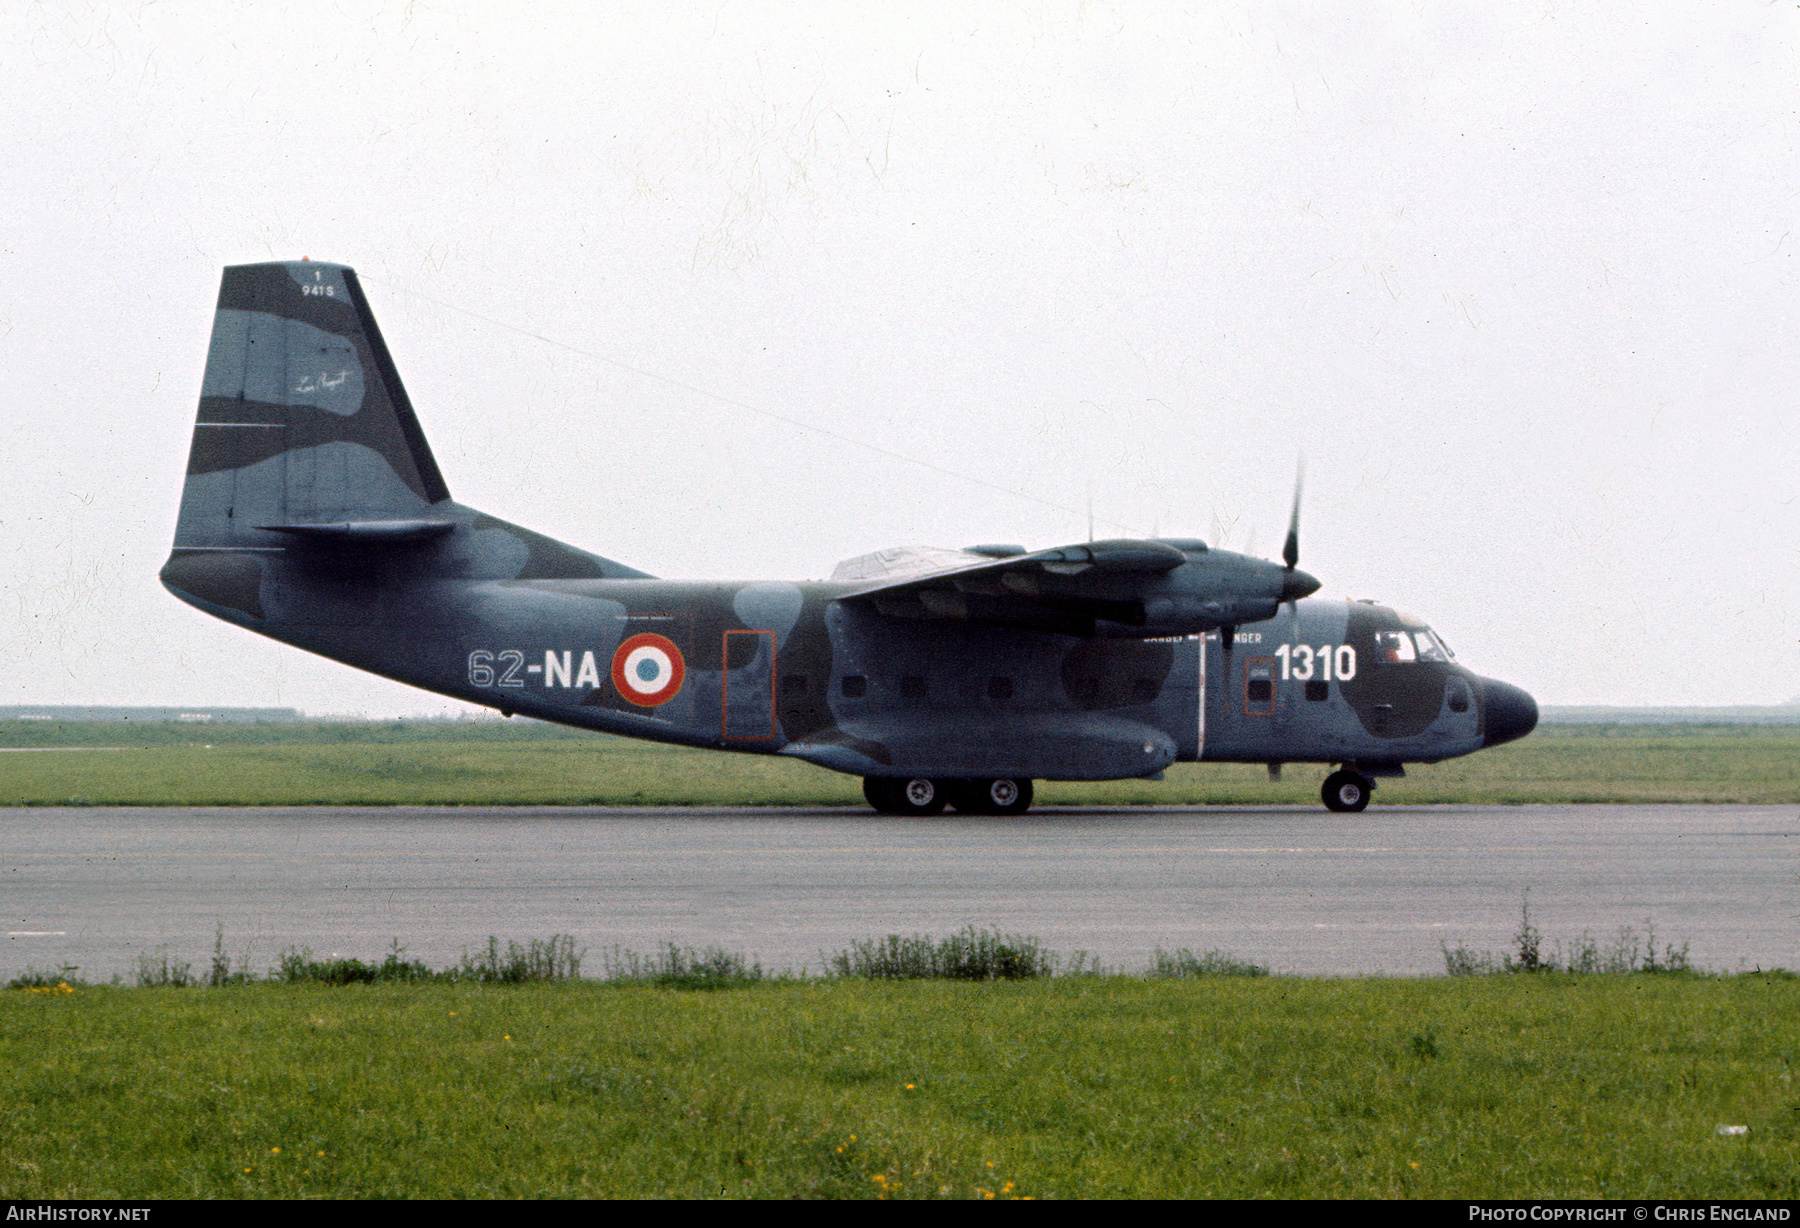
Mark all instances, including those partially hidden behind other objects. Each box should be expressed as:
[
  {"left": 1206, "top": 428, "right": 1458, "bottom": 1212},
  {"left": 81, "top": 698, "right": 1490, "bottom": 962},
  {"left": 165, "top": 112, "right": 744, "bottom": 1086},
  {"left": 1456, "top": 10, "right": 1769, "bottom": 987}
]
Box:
[{"left": 2, "top": 2, "right": 1796, "bottom": 714}]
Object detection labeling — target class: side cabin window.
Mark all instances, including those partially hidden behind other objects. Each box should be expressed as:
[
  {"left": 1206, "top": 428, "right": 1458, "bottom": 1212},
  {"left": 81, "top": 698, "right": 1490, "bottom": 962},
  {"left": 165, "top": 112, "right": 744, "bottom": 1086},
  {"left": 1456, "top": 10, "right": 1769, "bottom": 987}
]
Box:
[{"left": 1243, "top": 658, "right": 1275, "bottom": 716}]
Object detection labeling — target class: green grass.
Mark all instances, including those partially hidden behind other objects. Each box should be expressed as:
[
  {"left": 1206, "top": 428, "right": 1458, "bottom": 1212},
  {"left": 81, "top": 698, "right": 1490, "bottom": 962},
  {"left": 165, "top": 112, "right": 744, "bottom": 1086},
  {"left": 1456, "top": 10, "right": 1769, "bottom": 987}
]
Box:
[
  {"left": 3, "top": 974, "right": 1796, "bottom": 1199},
  {"left": 3, "top": 719, "right": 1799, "bottom": 806}
]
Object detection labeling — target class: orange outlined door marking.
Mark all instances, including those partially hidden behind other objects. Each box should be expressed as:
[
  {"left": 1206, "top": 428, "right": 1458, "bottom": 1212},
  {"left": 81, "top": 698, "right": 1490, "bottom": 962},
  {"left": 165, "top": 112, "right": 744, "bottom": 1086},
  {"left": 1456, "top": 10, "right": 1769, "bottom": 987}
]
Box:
[{"left": 722, "top": 629, "right": 776, "bottom": 740}]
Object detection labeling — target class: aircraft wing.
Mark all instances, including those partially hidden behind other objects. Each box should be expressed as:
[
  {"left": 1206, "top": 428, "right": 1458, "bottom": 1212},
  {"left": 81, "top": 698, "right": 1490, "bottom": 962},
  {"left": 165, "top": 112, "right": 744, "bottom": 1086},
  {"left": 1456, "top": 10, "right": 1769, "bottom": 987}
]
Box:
[{"left": 834, "top": 538, "right": 1196, "bottom": 636}]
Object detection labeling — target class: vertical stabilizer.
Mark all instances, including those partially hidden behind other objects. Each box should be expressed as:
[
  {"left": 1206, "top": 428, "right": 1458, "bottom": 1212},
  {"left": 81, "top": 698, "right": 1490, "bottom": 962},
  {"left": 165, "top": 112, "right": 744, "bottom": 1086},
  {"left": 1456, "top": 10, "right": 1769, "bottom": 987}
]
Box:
[{"left": 171, "top": 261, "right": 449, "bottom": 550}]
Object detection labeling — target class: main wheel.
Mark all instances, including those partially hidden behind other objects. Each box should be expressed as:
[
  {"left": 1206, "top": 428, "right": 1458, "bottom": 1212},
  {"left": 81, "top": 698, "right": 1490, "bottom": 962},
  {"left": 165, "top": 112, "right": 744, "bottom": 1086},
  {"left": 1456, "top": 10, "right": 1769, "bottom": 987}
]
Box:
[
  {"left": 898, "top": 778, "right": 947, "bottom": 814},
  {"left": 983, "top": 777, "right": 1033, "bottom": 815},
  {"left": 1321, "top": 769, "right": 1372, "bottom": 813},
  {"left": 863, "top": 776, "right": 946, "bottom": 815},
  {"left": 947, "top": 778, "right": 1035, "bottom": 816}
]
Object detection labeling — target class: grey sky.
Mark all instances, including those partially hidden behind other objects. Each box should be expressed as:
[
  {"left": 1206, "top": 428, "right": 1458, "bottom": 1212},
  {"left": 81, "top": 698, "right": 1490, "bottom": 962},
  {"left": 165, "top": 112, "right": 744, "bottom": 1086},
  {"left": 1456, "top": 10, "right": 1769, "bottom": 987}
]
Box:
[{"left": 3, "top": 2, "right": 1795, "bottom": 714}]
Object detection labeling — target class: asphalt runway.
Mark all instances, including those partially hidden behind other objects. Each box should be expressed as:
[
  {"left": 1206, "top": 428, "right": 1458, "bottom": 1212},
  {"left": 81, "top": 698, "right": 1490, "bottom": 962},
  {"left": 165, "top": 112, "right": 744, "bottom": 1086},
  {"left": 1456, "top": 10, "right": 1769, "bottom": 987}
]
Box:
[{"left": 2, "top": 804, "right": 1794, "bottom": 980}]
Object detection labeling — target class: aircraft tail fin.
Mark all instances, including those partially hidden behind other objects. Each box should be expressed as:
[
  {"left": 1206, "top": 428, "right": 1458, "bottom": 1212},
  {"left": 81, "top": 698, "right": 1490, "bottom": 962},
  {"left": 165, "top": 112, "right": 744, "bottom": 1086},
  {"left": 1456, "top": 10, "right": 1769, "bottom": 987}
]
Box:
[{"left": 170, "top": 261, "right": 449, "bottom": 551}]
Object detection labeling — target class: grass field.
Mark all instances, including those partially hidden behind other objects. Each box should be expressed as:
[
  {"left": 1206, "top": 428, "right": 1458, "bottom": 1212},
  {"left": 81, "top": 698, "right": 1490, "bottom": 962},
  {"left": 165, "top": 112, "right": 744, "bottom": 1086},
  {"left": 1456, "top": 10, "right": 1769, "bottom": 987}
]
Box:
[
  {"left": 3, "top": 973, "right": 1795, "bottom": 1199},
  {"left": 3, "top": 718, "right": 1799, "bottom": 806}
]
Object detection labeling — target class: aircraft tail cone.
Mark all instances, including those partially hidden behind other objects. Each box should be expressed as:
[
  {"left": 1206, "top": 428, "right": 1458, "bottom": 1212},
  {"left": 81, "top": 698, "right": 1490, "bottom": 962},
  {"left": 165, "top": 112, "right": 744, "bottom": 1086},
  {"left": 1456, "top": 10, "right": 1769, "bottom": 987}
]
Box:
[{"left": 1479, "top": 678, "right": 1538, "bottom": 747}]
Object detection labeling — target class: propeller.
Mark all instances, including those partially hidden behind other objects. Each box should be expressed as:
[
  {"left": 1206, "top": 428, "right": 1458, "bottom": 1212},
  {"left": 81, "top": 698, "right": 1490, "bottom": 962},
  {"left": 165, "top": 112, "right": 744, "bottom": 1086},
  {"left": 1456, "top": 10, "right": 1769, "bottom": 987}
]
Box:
[
  {"left": 1225, "top": 457, "right": 1316, "bottom": 656},
  {"left": 1279, "top": 456, "right": 1319, "bottom": 607},
  {"left": 1282, "top": 456, "right": 1304, "bottom": 572}
]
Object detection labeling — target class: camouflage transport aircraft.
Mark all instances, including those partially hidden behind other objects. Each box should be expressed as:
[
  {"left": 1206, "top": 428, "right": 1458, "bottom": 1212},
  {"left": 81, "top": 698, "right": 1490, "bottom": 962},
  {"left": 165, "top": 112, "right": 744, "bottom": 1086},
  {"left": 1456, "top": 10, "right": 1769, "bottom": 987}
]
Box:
[{"left": 161, "top": 261, "right": 1537, "bottom": 815}]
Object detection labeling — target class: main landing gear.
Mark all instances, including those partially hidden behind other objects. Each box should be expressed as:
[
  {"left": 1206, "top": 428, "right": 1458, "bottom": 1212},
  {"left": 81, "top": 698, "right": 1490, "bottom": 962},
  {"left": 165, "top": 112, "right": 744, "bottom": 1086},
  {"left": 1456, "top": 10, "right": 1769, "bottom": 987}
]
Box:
[
  {"left": 863, "top": 776, "right": 1035, "bottom": 816},
  {"left": 1320, "top": 768, "right": 1375, "bottom": 813},
  {"left": 864, "top": 772, "right": 1377, "bottom": 815}
]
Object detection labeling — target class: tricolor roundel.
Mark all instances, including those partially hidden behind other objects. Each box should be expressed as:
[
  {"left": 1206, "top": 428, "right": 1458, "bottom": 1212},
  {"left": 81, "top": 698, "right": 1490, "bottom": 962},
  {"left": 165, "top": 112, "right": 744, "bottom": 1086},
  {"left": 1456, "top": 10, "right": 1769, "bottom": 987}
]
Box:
[{"left": 611, "top": 633, "right": 685, "bottom": 706}]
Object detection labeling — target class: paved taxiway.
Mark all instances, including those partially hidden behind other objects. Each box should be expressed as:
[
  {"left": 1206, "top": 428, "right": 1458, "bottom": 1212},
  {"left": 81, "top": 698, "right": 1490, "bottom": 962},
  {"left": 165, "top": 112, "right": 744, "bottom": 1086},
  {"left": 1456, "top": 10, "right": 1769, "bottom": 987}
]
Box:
[{"left": 3, "top": 804, "right": 1793, "bottom": 979}]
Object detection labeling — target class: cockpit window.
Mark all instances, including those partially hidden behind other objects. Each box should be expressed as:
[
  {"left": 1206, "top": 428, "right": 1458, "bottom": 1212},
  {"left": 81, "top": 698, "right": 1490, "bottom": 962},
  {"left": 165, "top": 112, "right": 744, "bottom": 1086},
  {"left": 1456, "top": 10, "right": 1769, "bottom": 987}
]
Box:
[
  {"left": 1370, "top": 625, "right": 1454, "bottom": 664},
  {"left": 1412, "top": 630, "right": 1451, "bottom": 663},
  {"left": 1371, "top": 630, "right": 1416, "bottom": 663},
  {"left": 1356, "top": 606, "right": 1458, "bottom": 667}
]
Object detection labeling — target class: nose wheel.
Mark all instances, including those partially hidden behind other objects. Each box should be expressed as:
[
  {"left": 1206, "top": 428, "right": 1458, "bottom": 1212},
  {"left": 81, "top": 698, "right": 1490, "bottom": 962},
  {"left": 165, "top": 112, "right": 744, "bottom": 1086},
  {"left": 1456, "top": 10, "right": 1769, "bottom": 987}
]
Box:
[{"left": 1321, "top": 769, "right": 1374, "bottom": 813}]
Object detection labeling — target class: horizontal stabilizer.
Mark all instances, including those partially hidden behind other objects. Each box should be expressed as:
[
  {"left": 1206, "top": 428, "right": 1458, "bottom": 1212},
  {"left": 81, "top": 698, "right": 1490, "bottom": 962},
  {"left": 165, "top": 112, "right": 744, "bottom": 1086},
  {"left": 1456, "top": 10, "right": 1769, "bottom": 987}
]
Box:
[{"left": 254, "top": 519, "right": 456, "bottom": 544}]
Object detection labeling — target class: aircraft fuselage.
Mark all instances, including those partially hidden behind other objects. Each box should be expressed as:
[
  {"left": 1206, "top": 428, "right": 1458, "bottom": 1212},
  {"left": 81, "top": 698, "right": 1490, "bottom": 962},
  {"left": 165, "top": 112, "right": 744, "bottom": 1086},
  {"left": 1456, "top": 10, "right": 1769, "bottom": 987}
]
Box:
[{"left": 165, "top": 511, "right": 1533, "bottom": 782}]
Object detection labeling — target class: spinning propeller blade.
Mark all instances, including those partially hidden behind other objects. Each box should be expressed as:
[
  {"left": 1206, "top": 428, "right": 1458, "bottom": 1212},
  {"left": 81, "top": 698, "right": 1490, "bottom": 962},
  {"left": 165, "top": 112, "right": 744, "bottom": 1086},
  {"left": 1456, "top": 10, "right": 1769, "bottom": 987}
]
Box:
[
  {"left": 1282, "top": 456, "right": 1304, "bottom": 572},
  {"left": 1278, "top": 457, "right": 1319, "bottom": 605}
]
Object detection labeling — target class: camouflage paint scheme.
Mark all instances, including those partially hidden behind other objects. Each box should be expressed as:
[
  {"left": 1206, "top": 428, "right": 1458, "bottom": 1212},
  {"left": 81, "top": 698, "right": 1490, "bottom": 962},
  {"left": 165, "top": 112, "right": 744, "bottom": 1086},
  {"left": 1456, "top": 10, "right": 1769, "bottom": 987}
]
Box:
[{"left": 161, "top": 262, "right": 1536, "bottom": 814}]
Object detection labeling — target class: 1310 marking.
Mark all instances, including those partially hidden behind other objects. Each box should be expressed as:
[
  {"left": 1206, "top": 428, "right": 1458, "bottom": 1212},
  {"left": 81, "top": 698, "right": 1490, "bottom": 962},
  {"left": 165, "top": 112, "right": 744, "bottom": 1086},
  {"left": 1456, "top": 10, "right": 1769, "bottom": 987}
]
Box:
[{"left": 1275, "top": 643, "right": 1357, "bottom": 682}]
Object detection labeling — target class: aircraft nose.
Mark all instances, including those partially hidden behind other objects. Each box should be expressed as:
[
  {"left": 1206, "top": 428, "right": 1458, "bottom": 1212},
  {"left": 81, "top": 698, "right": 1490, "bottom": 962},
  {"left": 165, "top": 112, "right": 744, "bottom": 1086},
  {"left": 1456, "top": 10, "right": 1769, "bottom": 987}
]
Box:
[
  {"left": 1281, "top": 567, "right": 1321, "bottom": 602},
  {"left": 1479, "top": 678, "right": 1539, "bottom": 747}
]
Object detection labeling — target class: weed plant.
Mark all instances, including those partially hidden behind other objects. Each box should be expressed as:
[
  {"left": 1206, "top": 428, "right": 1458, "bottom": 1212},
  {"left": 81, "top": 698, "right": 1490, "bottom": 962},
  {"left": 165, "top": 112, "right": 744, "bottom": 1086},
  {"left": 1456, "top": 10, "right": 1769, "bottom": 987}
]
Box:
[
  {"left": 453, "top": 935, "right": 583, "bottom": 983},
  {"left": 10, "top": 928, "right": 1131, "bottom": 993},
  {"left": 598, "top": 943, "right": 767, "bottom": 989},
  {"left": 23, "top": 915, "right": 1717, "bottom": 993},
  {"left": 1445, "top": 896, "right": 1696, "bottom": 976},
  {"left": 208, "top": 925, "right": 257, "bottom": 987},
  {"left": 276, "top": 946, "right": 437, "bottom": 986},
  {"left": 6, "top": 967, "right": 84, "bottom": 991},
  {"left": 824, "top": 928, "right": 1056, "bottom": 980},
  {"left": 134, "top": 948, "right": 195, "bottom": 988},
  {"left": 98, "top": 935, "right": 590, "bottom": 988},
  {"left": 1148, "top": 947, "right": 1270, "bottom": 978},
  {"left": 270, "top": 936, "right": 583, "bottom": 985}
]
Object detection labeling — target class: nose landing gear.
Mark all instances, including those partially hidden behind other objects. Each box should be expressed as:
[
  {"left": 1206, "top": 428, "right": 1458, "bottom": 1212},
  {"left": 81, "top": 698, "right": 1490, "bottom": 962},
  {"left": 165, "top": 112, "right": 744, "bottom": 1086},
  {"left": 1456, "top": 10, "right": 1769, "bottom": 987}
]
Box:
[{"left": 1320, "top": 769, "right": 1375, "bottom": 813}]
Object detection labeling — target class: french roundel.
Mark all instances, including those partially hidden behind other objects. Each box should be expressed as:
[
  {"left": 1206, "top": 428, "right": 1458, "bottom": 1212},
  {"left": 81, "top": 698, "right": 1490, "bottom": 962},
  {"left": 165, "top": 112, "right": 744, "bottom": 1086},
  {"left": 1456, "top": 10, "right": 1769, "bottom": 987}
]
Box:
[{"left": 611, "top": 633, "right": 685, "bottom": 707}]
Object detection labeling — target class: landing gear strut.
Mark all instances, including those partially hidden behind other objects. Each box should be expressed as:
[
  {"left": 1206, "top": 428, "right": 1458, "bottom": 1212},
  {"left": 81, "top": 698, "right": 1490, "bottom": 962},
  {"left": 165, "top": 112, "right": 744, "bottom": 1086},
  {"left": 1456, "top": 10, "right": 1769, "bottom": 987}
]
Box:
[
  {"left": 1321, "top": 769, "right": 1374, "bottom": 813},
  {"left": 863, "top": 777, "right": 1035, "bottom": 816}
]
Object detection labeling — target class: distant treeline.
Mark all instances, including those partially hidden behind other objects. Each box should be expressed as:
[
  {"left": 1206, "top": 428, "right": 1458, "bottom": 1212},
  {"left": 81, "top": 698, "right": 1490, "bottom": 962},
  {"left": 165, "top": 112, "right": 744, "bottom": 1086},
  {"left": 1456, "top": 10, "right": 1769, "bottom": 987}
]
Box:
[
  {"left": 0, "top": 716, "right": 588, "bottom": 747},
  {"left": 0, "top": 705, "right": 301, "bottom": 724},
  {"left": 1542, "top": 705, "right": 1800, "bottom": 725}
]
